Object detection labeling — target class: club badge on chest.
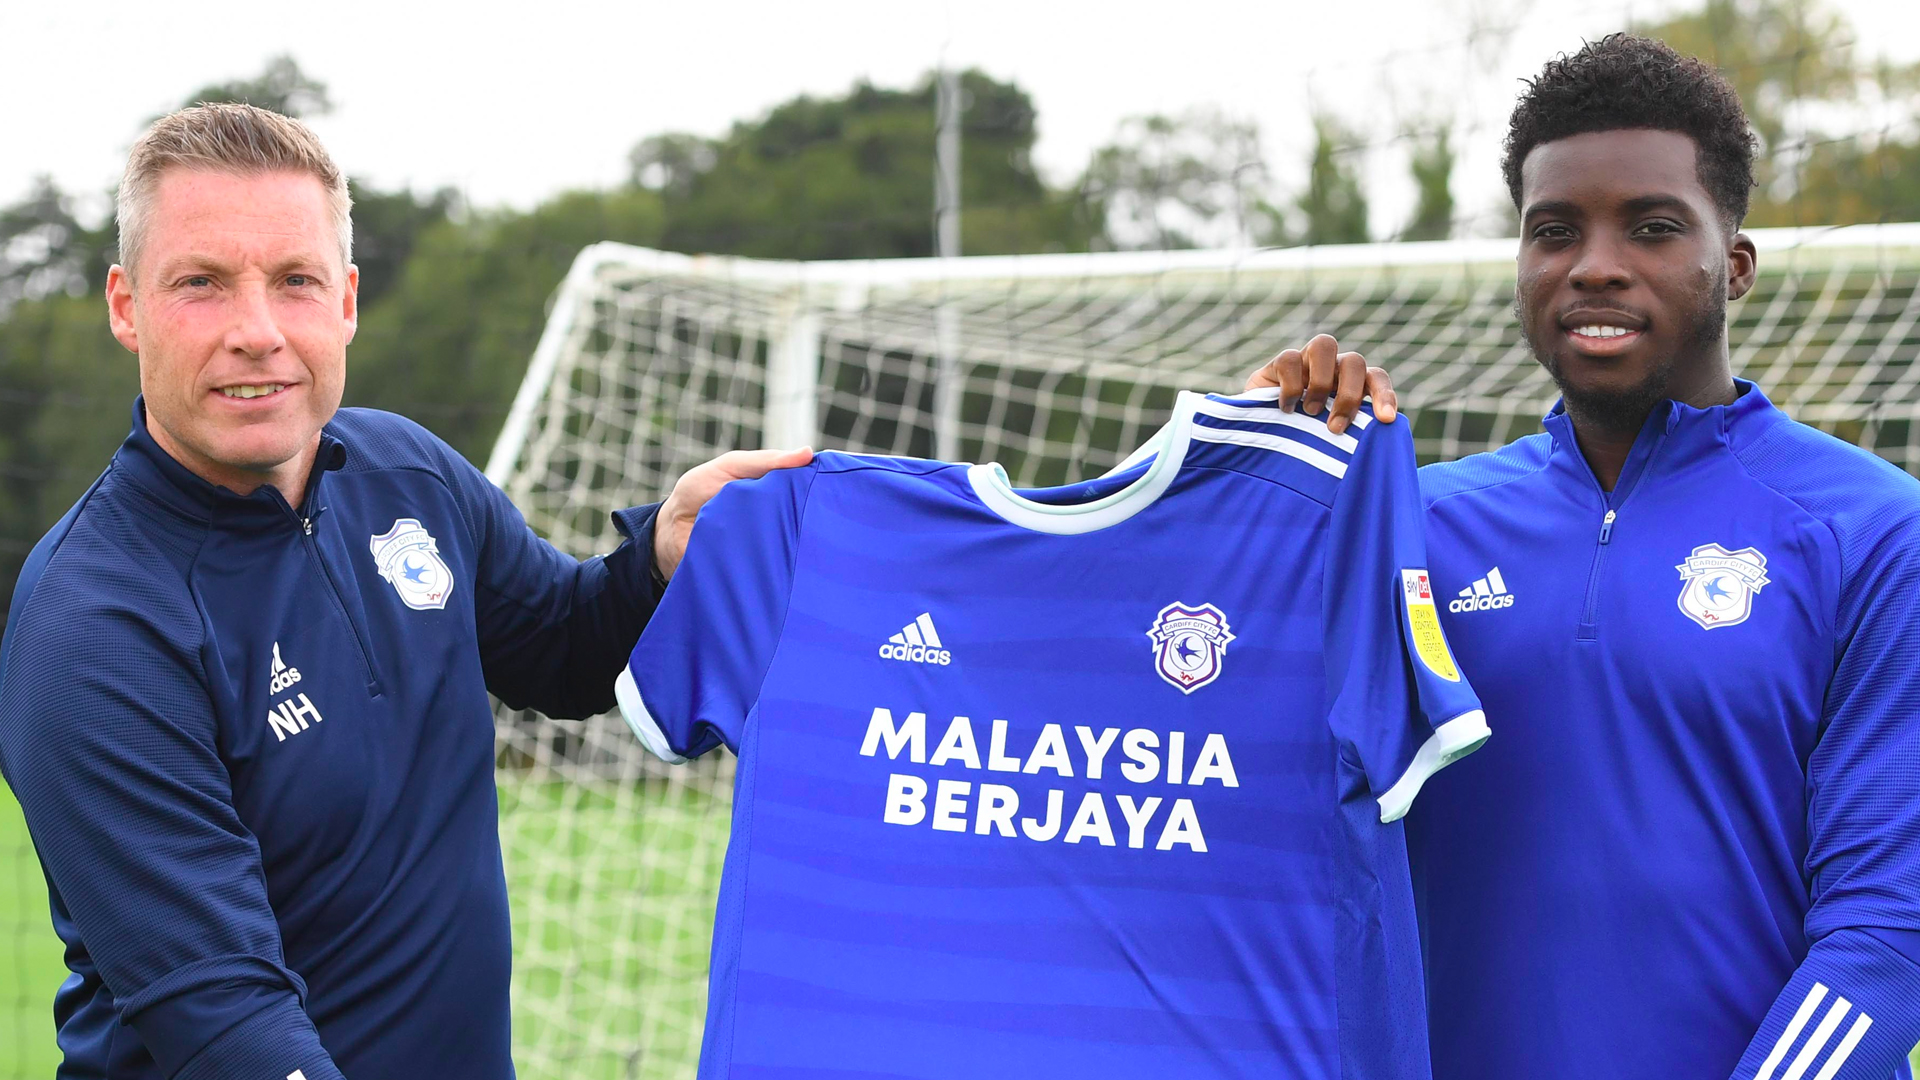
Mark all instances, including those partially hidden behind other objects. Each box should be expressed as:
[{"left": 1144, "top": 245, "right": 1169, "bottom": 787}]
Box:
[
  {"left": 370, "top": 518, "right": 455, "bottom": 611},
  {"left": 1675, "top": 543, "right": 1770, "bottom": 630}
]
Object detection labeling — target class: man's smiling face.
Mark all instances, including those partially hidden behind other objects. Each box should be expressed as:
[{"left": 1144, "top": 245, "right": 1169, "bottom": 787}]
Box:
[
  {"left": 1514, "top": 128, "right": 1755, "bottom": 430},
  {"left": 107, "top": 168, "right": 357, "bottom": 497}
]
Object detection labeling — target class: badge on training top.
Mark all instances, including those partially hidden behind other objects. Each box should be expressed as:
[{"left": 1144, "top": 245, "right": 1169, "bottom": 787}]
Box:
[
  {"left": 1675, "top": 542, "right": 1770, "bottom": 630},
  {"left": 370, "top": 518, "right": 455, "bottom": 611},
  {"left": 1146, "top": 602, "right": 1235, "bottom": 694}
]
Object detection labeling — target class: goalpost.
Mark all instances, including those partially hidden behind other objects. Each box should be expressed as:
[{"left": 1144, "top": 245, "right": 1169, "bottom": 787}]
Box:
[{"left": 485, "top": 225, "right": 1920, "bottom": 1080}]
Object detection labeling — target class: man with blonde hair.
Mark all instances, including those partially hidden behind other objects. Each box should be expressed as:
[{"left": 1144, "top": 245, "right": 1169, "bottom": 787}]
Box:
[{"left": 0, "top": 103, "right": 804, "bottom": 1080}]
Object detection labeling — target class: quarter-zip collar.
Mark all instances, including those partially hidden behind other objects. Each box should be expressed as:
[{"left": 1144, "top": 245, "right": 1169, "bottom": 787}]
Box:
[
  {"left": 1541, "top": 378, "right": 1780, "bottom": 495},
  {"left": 114, "top": 396, "right": 348, "bottom": 526}
]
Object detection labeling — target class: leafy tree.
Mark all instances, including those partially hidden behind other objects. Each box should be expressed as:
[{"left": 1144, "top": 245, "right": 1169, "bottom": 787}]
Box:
[
  {"left": 1403, "top": 126, "right": 1455, "bottom": 241},
  {"left": 345, "top": 187, "right": 668, "bottom": 462},
  {"left": 1291, "top": 115, "right": 1370, "bottom": 246},
  {"left": 1639, "top": 0, "right": 1920, "bottom": 227},
  {"left": 1078, "top": 110, "right": 1275, "bottom": 250},
  {"left": 635, "top": 71, "right": 1095, "bottom": 260},
  {"left": 349, "top": 184, "right": 459, "bottom": 310},
  {"left": 0, "top": 178, "right": 115, "bottom": 316},
  {"left": 0, "top": 293, "right": 139, "bottom": 606},
  {"left": 172, "top": 54, "right": 334, "bottom": 119}
]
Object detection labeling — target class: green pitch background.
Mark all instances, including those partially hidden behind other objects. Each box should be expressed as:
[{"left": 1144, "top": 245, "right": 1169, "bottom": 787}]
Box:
[
  {"left": 5, "top": 780, "right": 1918, "bottom": 1079},
  {"left": 1, "top": 779, "right": 731, "bottom": 1080},
  {"left": 3, "top": 783, "right": 65, "bottom": 1080}
]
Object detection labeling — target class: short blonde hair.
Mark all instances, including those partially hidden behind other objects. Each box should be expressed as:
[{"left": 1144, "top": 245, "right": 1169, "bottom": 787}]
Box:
[{"left": 117, "top": 103, "right": 353, "bottom": 277}]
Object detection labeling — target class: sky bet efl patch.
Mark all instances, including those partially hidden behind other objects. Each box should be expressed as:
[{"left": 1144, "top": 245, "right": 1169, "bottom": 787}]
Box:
[{"left": 1401, "top": 568, "right": 1461, "bottom": 682}]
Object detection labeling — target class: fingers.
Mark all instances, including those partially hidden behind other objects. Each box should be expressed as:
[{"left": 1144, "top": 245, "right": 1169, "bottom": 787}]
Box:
[
  {"left": 1298, "top": 334, "right": 1339, "bottom": 417},
  {"left": 1367, "top": 366, "right": 1397, "bottom": 423},
  {"left": 716, "top": 445, "right": 815, "bottom": 481},
  {"left": 653, "top": 446, "right": 814, "bottom": 581},
  {"left": 1246, "top": 348, "right": 1300, "bottom": 399},
  {"left": 1326, "top": 353, "right": 1368, "bottom": 435}
]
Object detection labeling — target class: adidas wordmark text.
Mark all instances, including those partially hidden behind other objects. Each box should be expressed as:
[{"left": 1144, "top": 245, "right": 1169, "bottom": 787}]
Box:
[
  {"left": 1449, "top": 567, "right": 1515, "bottom": 613},
  {"left": 879, "top": 612, "right": 953, "bottom": 665}
]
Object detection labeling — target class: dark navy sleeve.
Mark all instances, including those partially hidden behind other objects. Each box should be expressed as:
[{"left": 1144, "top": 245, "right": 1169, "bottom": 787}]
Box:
[
  {"left": 1322, "top": 415, "right": 1488, "bottom": 823},
  {"left": 438, "top": 443, "right": 666, "bottom": 720},
  {"left": 1728, "top": 512, "right": 1920, "bottom": 1080},
  {"left": 0, "top": 563, "right": 343, "bottom": 1080},
  {"left": 616, "top": 466, "right": 817, "bottom": 761}
]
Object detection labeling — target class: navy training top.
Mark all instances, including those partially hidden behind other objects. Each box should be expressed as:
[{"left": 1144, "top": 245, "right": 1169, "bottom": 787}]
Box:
[{"left": 0, "top": 401, "right": 662, "bottom": 1080}]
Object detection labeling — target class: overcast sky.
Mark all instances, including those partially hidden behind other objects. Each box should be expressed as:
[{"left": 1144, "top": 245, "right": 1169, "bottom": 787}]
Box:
[{"left": 7, "top": 0, "right": 1920, "bottom": 242}]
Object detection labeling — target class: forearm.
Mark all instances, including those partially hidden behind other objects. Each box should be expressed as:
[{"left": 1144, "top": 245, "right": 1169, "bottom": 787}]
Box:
[
  {"left": 3, "top": 662, "right": 342, "bottom": 1077},
  {"left": 1728, "top": 927, "right": 1920, "bottom": 1080},
  {"left": 141, "top": 984, "right": 344, "bottom": 1080},
  {"left": 480, "top": 503, "right": 665, "bottom": 718}
]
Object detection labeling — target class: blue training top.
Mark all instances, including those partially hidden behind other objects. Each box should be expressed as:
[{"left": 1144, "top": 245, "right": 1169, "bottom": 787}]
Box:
[
  {"left": 619, "top": 388, "right": 1488, "bottom": 1079},
  {"left": 1409, "top": 381, "right": 1920, "bottom": 1080},
  {"left": 0, "top": 401, "right": 661, "bottom": 1080}
]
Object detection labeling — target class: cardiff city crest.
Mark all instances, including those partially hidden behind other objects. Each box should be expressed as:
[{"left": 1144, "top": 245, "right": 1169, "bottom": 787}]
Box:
[
  {"left": 1675, "top": 542, "right": 1770, "bottom": 630},
  {"left": 1146, "top": 602, "right": 1236, "bottom": 694},
  {"left": 370, "top": 518, "right": 455, "bottom": 611}
]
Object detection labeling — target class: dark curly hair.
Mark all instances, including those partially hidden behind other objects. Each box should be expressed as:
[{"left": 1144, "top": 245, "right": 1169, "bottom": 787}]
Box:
[{"left": 1503, "top": 33, "right": 1756, "bottom": 229}]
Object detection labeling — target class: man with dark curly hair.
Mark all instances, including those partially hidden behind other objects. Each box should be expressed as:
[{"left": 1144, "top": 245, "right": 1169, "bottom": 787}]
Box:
[{"left": 1249, "top": 32, "right": 1920, "bottom": 1080}]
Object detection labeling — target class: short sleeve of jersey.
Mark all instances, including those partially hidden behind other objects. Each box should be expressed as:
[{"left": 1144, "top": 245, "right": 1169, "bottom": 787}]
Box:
[
  {"left": 616, "top": 465, "right": 818, "bottom": 762},
  {"left": 1322, "top": 416, "right": 1489, "bottom": 822}
]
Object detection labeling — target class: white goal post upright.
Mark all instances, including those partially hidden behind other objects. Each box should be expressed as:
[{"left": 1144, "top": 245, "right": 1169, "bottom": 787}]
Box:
[{"left": 486, "top": 223, "right": 1920, "bottom": 1080}]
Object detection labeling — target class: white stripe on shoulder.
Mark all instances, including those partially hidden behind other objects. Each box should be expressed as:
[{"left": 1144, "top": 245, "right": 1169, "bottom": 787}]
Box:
[
  {"left": 1194, "top": 399, "right": 1360, "bottom": 453},
  {"left": 1756, "top": 985, "right": 1830, "bottom": 1080},
  {"left": 1189, "top": 426, "right": 1348, "bottom": 478},
  {"left": 615, "top": 667, "right": 689, "bottom": 765},
  {"left": 1351, "top": 411, "right": 1374, "bottom": 429},
  {"left": 1810, "top": 1011, "right": 1873, "bottom": 1080}
]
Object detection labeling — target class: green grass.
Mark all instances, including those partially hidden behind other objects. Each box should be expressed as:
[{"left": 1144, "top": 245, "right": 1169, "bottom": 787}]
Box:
[
  {"left": 5, "top": 778, "right": 1917, "bottom": 1079},
  {"left": 498, "top": 775, "right": 729, "bottom": 1080},
  {"left": 1, "top": 783, "right": 65, "bottom": 1080},
  {"left": 0, "top": 776, "right": 733, "bottom": 1080}
]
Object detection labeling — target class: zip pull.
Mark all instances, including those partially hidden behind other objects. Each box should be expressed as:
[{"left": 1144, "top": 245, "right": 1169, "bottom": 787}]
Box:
[
  {"left": 1599, "top": 509, "right": 1617, "bottom": 544},
  {"left": 302, "top": 516, "right": 314, "bottom": 536}
]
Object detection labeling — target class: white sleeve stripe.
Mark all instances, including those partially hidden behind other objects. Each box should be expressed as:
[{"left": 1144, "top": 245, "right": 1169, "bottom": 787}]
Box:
[
  {"left": 1189, "top": 427, "right": 1348, "bottom": 478},
  {"left": 1192, "top": 399, "right": 1362, "bottom": 452},
  {"left": 614, "top": 666, "right": 689, "bottom": 764},
  {"left": 1781, "top": 996, "right": 1853, "bottom": 1080},
  {"left": 1809, "top": 1012, "right": 1873, "bottom": 1080},
  {"left": 1756, "top": 983, "right": 1830, "bottom": 1080},
  {"left": 1376, "top": 709, "right": 1490, "bottom": 823}
]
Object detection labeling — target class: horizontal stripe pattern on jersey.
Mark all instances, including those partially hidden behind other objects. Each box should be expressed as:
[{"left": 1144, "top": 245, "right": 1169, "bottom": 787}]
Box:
[{"left": 621, "top": 389, "right": 1484, "bottom": 1080}]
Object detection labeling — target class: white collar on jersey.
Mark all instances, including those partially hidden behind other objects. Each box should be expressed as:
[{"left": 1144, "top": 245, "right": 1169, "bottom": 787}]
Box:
[{"left": 965, "top": 388, "right": 1219, "bottom": 535}]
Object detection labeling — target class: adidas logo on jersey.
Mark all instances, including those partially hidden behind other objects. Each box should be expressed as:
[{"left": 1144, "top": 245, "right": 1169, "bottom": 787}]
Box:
[
  {"left": 1449, "top": 568, "right": 1515, "bottom": 613},
  {"left": 879, "top": 613, "right": 953, "bottom": 665},
  {"left": 266, "top": 641, "right": 323, "bottom": 743},
  {"left": 269, "top": 641, "right": 303, "bottom": 695}
]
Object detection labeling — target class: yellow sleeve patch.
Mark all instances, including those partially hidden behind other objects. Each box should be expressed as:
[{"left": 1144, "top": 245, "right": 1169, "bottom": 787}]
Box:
[{"left": 1400, "top": 569, "right": 1461, "bottom": 683}]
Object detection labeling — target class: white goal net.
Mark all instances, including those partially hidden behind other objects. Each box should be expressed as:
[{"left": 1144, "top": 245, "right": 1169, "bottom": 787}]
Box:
[{"left": 484, "top": 224, "right": 1920, "bottom": 1079}]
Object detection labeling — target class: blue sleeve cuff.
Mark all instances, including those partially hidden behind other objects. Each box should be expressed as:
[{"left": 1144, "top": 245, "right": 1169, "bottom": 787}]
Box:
[
  {"left": 1731, "top": 928, "right": 1920, "bottom": 1080},
  {"left": 169, "top": 993, "right": 342, "bottom": 1080}
]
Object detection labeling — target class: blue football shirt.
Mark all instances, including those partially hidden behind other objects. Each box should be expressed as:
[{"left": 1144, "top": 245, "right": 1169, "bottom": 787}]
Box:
[{"left": 618, "top": 388, "right": 1488, "bottom": 1079}]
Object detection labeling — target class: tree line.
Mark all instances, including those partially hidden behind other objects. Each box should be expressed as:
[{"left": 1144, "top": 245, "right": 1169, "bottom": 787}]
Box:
[{"left": 0, "top": 0, "right": 1915, "bottom": 620}]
